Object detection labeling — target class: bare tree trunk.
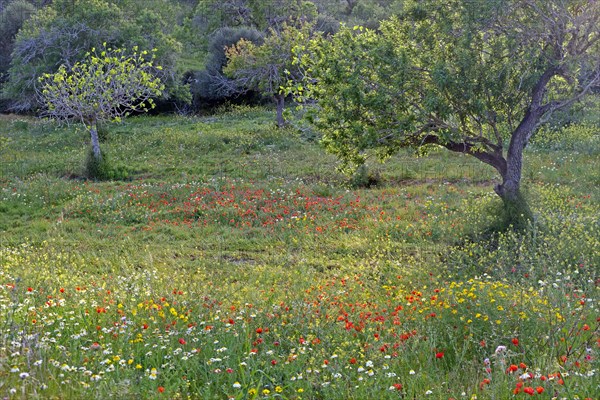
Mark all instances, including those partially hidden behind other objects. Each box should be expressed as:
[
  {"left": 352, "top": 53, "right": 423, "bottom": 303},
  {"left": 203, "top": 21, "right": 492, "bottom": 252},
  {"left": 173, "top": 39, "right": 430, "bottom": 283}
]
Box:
[
  {"left": 493, "top": 109, "right": 541, "bottom": 226},
  {"left": 275, "top": 94, "right": 285, "bottom": 128},
  {"left": 89, "top": 121, "right": 102, "bottom": 160},
  {"left": 492, "top": 67, "right": 557, "bottom": 226}
]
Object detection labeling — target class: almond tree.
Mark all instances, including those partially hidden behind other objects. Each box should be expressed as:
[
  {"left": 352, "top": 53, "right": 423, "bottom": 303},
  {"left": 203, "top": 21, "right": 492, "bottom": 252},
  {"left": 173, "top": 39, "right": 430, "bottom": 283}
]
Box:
[
  {"left": 301, "top": 0, "right": 600, "bottom": 225},
  {"left": 38, "top": 45, "right": 164, "bottom": 161}
]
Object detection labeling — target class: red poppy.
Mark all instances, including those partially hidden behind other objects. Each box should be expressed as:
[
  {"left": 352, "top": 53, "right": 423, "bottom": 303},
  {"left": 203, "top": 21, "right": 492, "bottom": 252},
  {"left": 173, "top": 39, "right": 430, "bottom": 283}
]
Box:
[
  {"left": 158, "top": 386, "right": 165, "bottom": 393},
  {"left": 349, "top": 357, "right": 357, "bottom": 364},
  {"left": 435, "top": 352, "right": 444, "bottom": 359},
  {"left": 178, "top": 338, "right": 186, "bottom": 345},
  {"left": 512, "top": 338, "right": 519, "bottom": 346},
  {"left": 392, "top": 383, "right": 402, "bottom": 390},
  {"left": 560, "top": 355, "right": 567, "bottom": 363},
  {"left": 536, "top": 387, "right": 544, "bottom": 394}
]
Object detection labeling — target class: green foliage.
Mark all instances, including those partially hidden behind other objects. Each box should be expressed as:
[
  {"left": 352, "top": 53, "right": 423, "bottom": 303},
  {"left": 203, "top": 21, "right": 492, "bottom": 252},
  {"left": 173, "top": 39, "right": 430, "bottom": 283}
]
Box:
[
  {"left": 223, "top": 21, "right": 316, "bottom": 125},
  {"left": 38, "top": 45, "right": 164, "bottom": 168},
  {"left": 531, "top": 95, "right": 600, "bottom": 153},
  {"left": 296, "top": 0, "right": 599, "bottom": 218},
  {"left": 349, "top": 164, "right": 382, "bottom": 188},
  {"left": 313, "top": 0, "right": 404, "bottom": 30},
  {"left": 446, "top": 184, "right": 599, "bottom": 285},
  {"left": 4, "top": 0, "right": 186, "bottom": 111},
  {"left": 189, "top": 27, "right": 263, "bottom": 105},
  {"left": 0, "top": 0, "right": 36, "bottom": 75},
  {"left": 299, "top": 24, "right": 411, "bottom": 172},
  {"left": 0, "top": 0, "right": 37, "bottom": 110},
  {"left": 189, "top": 0, "right": 316, "bottom": 36},
  {"left": 84, "top": 148, "right": 129, "bottom": 180},
  {"left": 38, "top": 45, "right": 164, "bottom": 125},
  {"left": 224, "top": 22, "right": 313, "bottom": 96},
  {"left": 533, "top": 123, "right": 600, "bottom": 153}
]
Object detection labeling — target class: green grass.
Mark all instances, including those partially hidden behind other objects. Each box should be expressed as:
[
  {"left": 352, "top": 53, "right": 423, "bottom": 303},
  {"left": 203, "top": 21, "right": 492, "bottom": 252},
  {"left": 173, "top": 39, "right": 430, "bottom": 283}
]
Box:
[{"left": 0, "top": 109, "right": 598, "bottom": 399}]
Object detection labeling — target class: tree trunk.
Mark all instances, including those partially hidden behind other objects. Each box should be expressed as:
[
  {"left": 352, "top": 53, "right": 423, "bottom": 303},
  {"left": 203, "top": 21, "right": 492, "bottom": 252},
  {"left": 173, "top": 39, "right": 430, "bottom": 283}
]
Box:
[
  {"left": 89, "top": 121, "right": 102, "bottom": 160},
  {"left": 274, "top": 94, "right": 285, "bottom": 128},
  {"left": 494, "top": 110, "right": 539, "bottom": 227},
  {"left": 492, "top": 67, "right": 558, "bottom": 228}
]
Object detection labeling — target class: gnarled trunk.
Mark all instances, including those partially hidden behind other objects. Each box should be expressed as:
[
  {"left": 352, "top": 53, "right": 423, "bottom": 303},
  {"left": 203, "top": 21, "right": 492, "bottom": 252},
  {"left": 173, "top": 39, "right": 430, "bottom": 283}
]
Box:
[
  {"left": 491, "top": 67, "right": 558, "bottom": 227},
  {"left": 494, "top": 109, "right": 541, "bottom": 227}
]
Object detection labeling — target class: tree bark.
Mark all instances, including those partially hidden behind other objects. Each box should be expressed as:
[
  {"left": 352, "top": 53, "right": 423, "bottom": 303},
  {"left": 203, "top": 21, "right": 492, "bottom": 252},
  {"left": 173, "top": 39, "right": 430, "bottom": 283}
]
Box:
[
  {"left": 494, "top": 67, "right": 556, "bottom": 217},
  {"left": 275, "top": 94, "right": 285, "bottom": 128},
  {"left": 89, "top": 121, "right": 102, "bottom": 160}
]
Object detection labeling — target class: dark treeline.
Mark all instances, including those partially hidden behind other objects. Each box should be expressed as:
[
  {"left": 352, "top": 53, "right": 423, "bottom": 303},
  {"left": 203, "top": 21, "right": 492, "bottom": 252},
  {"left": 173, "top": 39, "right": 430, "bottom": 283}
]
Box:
[{"left": 0, "top": 0, "right": 402, "bottom": 113}]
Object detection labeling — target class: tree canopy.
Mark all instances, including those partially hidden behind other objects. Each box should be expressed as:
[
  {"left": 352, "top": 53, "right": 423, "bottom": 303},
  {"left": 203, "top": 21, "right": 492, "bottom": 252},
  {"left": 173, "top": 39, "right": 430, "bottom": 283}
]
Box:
[
  {"left": 224, "top": 22, "right": 315, "bottom": 126},
  {"left": 299, "top": 0, "right": 600, "bottom": 223},
  {"left": 38, "top": 45, "right": 164, "bottom": 162},
  {"left": 4, "top": 0, "right": 186, "bottom": 112}
]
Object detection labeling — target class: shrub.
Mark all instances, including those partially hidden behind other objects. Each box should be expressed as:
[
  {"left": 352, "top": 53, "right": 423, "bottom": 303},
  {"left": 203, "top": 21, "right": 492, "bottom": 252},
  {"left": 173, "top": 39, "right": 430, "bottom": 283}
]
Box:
[
  {"left": 188, "top": 27, "right": 262, "bottom": 108},
  {"left": 3, "top": 0, "right": 186, "bottom": 112},
  {"left": 85, "top": 149, "right": 128, "bottom": 181},
  {"left": 349, "top": 165, "right": 382, "bottom": 188}
]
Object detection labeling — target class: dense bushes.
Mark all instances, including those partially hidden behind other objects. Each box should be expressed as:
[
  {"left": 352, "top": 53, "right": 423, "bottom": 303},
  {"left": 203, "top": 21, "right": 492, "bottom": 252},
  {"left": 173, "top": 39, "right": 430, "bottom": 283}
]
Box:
[
  {"left": 187, "top": 27, "right": 263, "bottom": 108},
  {"left": 0, "top": 0, "right": 36, "bottom": 112},
  {"left": 2, "top": 0, "right": 188, "bottom": 112}
]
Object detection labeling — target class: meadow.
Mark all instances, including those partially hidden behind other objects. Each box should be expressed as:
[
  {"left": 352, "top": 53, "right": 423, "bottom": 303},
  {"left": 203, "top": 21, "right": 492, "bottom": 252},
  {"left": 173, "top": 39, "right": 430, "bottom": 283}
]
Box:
[{"left": 0, "top": 107, "right": 598, "bottom": 399}]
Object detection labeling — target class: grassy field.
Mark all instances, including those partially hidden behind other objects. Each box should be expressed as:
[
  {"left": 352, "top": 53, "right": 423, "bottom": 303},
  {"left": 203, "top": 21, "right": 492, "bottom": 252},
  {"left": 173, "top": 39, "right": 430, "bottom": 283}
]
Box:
[{"left": 0, "top": 107, "right": 598, "bottom": 399}]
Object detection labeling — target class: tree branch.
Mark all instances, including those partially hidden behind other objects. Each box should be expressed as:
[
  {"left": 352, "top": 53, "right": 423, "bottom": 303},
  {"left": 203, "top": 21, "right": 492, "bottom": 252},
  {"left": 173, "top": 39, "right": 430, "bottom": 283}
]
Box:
[{"left": 421, "top": 134, "right": 507, "bottom": 177}]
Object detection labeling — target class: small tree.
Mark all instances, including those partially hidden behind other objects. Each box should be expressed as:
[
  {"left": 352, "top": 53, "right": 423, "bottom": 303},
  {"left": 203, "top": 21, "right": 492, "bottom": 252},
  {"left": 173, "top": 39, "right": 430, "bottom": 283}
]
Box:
[
  {"left": 223, "top": 22, "right": 314, "bottom": 127},
  {"left": 38, "top": 45, "right": 164, "bottom": 162}
]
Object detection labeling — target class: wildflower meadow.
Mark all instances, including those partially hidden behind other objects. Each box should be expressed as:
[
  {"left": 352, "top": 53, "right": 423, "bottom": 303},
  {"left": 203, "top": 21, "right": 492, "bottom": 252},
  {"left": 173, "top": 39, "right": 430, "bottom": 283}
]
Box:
[{"left": 1, "top": 109, "right": 598, "bottom": 399}]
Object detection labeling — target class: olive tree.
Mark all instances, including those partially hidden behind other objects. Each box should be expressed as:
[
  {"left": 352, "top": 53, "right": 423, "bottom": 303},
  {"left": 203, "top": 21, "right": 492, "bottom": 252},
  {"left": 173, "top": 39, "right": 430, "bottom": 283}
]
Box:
[
  {"left": 300, "top": 0, "right": 600, "bottom": 225},
  {"left": 37, "top": 45, "right": 164, "bottom": 162}
]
